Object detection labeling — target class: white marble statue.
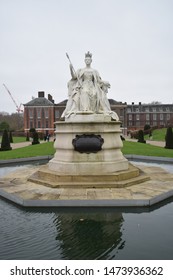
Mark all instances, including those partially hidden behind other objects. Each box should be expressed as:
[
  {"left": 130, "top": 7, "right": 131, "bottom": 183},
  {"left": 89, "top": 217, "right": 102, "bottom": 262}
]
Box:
[{"left": 61, "top": 52, "right": 119, "bottom": 120}]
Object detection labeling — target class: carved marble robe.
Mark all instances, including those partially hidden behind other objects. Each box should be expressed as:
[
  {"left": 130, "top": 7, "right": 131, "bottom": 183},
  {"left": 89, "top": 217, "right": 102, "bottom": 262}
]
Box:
[{"left": 61, "top": 67, "right": 119, "bottom": 120}]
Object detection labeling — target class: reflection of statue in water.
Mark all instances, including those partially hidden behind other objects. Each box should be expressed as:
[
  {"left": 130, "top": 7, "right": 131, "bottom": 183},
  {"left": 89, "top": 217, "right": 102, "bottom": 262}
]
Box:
[
  {"left": 61, "top": 52, "right": 119, "bottom": 120},
  {"left": 53, "top": 210, "right": 125, "bottom": 260}
]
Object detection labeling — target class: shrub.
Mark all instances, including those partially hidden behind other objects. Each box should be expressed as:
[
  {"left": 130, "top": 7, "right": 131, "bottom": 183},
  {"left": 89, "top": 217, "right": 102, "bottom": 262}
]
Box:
[
  {"left": 32, "top": 131, "right": 40, "bottom": 145},
  {"left": 129, "top": 130, "right": 139, "bottom": 139},
  {"left": 144, "top": 124, "right": 151, "bottom": 131},
  {"left": 38, "top": 132, "right": 44, "bottom": 140},
  {"left": 29, "top": 128, "right": 36, "bottom": 133},
  {"left": 26, "top": 132, "right": 30, "bottom": 141},
  {"left": 137, "top": 130, "right": 146, "bottom": 143},
  {"left": 9, "top": 131, "right": 13, "bottom": 143},
  {"left": 0, "top": 129, "right": 12, "bottom": 151},
  {"left": 165, "top": 127, "right": 173, "bottom": 149}
]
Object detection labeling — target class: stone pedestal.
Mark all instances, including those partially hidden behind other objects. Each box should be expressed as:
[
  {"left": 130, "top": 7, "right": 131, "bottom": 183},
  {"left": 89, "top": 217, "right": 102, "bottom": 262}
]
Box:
[{"left": 48, "top": 114, "right": 128, "bottom": 175}]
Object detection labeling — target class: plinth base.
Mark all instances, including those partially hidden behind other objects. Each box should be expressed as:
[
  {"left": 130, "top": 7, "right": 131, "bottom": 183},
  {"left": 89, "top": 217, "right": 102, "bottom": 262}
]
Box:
[
  {"left": 28, "top": 163, "right": 150, "bottom": 188},
  {"left": 48, "top": 116, "right": 129, "bottom": 175}
]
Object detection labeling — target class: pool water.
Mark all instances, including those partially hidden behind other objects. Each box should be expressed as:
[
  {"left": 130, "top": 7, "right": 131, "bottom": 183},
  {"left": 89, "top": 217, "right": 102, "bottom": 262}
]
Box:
[
  {"left": 0, "top": 162, "right": 173, "bottom": 260},
  {"left": 0, "top": 199, "right": 173, "bottom": 260}
]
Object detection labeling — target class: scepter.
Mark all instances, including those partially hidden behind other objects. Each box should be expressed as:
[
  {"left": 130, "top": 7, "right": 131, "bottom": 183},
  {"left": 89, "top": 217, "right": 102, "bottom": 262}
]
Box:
[{"left": 66, "top": 53, "right": 82, "bottom": 87}]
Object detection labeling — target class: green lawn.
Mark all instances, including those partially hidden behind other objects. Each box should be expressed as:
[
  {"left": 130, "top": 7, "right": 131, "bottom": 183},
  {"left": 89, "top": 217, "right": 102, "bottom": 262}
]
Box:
[
  {"left": 0, "top": 139, "right": 173, "bottom": 160},
  {"left": 12, "top": 136, "right": 27, "bottom": 143},
  {"left": 0, "top": 136, "right": 27, "bottom": 143},
  {"left": 0, "top": 142, "right": 55, "bottom": 160},
  {"left": 122, "top": 140, "right": 173, "bottom": 158},
  {"left": 145, "top": 128, "right": 167, "bottom": 141}
]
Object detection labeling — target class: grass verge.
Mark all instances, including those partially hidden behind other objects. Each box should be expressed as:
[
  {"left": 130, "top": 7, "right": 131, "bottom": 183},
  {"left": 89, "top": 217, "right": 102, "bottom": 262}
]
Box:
[
  {"left": 12, "top": 137, "right": 27, "bottom": 143},
  {"left": 0, "top": 136, "right": 27, "bottom": 143},
  {"left": 122, "top": 141, "right": 173, "bottom": 158},
  {"left": 0, "top": 142, "right": 55, "bottom": 160},
  {"left": 0, "top": 140, "right": 173, "bottom": 161},
  {"left": 145, "top": 128, "right": 167, "bottom": 141}
]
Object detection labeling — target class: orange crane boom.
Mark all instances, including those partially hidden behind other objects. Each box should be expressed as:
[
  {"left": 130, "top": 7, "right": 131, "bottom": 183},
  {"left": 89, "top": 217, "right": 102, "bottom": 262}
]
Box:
[{"left": 3, "top": 83, "right": 23, "bottom": 113}]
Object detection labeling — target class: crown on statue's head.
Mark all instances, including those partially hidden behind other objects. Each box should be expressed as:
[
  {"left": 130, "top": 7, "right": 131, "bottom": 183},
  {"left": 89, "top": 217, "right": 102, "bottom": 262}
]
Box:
[{"left": 85, "top": 51, "right": 92, "bottom": 58}]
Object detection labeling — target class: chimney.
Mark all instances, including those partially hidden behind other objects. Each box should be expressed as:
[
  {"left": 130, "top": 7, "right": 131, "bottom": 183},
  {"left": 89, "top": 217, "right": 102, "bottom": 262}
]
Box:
[
  {"left": 139, "top": 102, "right": 141, "bottom": 105},
  {"left": 48, "top": 94, "right": 53, "bottom": 102},
  {"left": 38, "top": 91, "right": 45, "bottom": 98}
]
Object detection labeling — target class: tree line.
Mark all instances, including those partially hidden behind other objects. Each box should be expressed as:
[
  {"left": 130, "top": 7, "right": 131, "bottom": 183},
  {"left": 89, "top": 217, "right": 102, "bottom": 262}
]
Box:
[{"left": 0, "top": 112, "right": 23, "bottom": 132}]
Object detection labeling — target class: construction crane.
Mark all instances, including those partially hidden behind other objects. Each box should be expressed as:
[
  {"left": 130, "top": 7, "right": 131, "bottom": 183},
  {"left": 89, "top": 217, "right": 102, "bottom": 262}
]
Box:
[{"left": 3, "top": 83, "right": 23, "bottom": 113}]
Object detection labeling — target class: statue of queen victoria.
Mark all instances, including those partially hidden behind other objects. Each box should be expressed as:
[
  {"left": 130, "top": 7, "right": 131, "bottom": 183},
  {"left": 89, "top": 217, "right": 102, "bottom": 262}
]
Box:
[{"left": 61, "top": 51, "right": 119, "bottom": 121}]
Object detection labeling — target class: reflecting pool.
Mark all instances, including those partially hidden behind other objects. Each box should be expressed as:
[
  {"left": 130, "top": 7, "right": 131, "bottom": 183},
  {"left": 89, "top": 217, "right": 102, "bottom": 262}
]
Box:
[{"left": 0, "top": 162, "right": 173, "bottom": 260}]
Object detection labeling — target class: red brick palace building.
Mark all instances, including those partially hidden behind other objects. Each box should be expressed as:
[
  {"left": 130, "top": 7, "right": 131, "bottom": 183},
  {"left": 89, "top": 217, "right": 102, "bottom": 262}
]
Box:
[
  {"left": 24, "top": 92, "right": 173, "bottom": 136},
  {"left": 127, "top": 102, "right": 173, "bottom": 131},
  {"left": 24, "top": 91, "right": 127, "bottom": 136}
]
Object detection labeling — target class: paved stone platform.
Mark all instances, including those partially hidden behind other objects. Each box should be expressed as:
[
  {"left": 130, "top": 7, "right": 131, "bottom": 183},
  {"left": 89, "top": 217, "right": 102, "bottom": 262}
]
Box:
[{"left": 0, "top": 164, "right": 173, "bottom": 207}]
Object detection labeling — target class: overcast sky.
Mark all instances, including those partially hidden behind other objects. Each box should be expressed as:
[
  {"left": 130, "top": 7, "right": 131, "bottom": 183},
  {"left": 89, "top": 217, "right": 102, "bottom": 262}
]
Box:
[{"left": 1, "top": 0, "right": 173, "bottom": 113}]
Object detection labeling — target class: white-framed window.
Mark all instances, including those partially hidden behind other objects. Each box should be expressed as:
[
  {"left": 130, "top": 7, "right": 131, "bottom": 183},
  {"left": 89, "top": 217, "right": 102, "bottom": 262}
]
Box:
[
  {"left": 29, "top": 108, "right": 33, "bottom": 118},
  {"left": 129, "top": 114, "right": 132, "bottom": 120},
  {"left": 153, "top": 114, "right": 157, "bottom": 121},
  {"left": 136, "top": 114, "right": 140, "bottom": 120},
  {"left": 37, "top": 108, "right": 41, "bottom": 119},
  {"left": 30, "top": 121, "right": 33, "bottom": 128},
  {"left": 37, "top": 120, "right": 41, "bottom": 128},
  {"left": 46, "top": 120, "right": 49, "bottom": 128},
  {"left": 160, "top": 113, "right": 163, "bottom": 120},
  {"left": 45, "top": 108, "right": 49, "bottom": 118},
  {"left": 167, "top": 113, "right": 170, "bottom": 120},
  {"left": 146, "top": 114, "right": 150, "bottom": 121}
]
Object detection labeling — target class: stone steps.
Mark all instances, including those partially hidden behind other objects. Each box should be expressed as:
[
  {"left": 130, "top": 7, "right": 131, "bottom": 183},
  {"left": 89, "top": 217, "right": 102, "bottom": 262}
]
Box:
[{"left": 28, "top": 168, "right": 150, "bottom": 189}]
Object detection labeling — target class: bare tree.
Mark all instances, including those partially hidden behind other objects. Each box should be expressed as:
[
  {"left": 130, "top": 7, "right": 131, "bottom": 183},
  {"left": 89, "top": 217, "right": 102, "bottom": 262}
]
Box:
[{"left": 0, "top": 112, "right": 23, "bottom": 131}]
